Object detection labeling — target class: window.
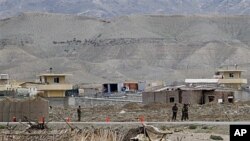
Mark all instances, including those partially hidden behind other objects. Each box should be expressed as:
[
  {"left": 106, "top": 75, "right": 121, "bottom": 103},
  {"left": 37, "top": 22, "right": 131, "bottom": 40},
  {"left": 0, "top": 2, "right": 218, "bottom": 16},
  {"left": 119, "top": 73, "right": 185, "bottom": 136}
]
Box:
[
  {"left": 229, "top": 73, "right": 234, "bottom": 78},
  {"left": 170, "top": 97, "right": 175, "bottom": 103},
  {"left": 228, "top": 96, "right": 234, "bottom": 103},
  {"left": 208, "top": 96, "right": 215, "bottom": 102},
  {"left": 218, "top": 99, "right": 223, "bottom": 103},
  {"left": 54, "top": 77, "right": 59, "bottom": 83}
]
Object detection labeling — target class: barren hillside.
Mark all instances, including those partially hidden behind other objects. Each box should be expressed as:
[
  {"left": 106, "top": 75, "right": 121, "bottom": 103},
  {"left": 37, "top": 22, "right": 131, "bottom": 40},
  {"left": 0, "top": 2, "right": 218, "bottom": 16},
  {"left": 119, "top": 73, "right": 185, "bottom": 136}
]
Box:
[
  {"left": 0, "top": 13, "right": 250, "bottom": 83},
  {"left": 1, "top": 0, "right": 250, "bottom": 18}
]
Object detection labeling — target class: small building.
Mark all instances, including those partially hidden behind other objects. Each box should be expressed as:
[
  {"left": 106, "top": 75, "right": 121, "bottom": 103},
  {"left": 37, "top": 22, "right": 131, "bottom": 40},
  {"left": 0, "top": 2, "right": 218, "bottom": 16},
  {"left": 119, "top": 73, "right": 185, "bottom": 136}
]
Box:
[
  {"left": 103, "top": 81, "right": 146, "bottom": 93},
  {"left": 65, "top": 89, "right": 79, "bottom": 97},
  {"left": 124, "top": 81, "right": 138, "bottom": 92},
  {"left": 77, "top": 83, "right": 102, "bottom": 96},
  {"left": 142, "top": 86, "right": 234, "bottom": 105},
  {"left": 123, "top": 80, "right": 146, "bottom": 92},
  {"left": 123, "top": 81, "right": 146, "bottom": 92},
  {"left": 37, "top": 73, "right": 73, "bottom": 97},
  {"left": 0, "top": 74, "right": 10, "bottom": 95},
  {"left": 0, "top": 74, "right": 9, "bottom": 85},
  {"left": 0, "top": 77, "right": 22, "bottom": 97},
  {"left": 185, "top": 68, "right": 247, "bottom": 90},
  {"left": 103, "top": 83, "right": 123, "bottom": 93},
  {"left": 204, "top": 89, "right": 234, "bottom": 103},
  {"left": 19, "top": 82, "right": 41, "bottom": 96},
  {"left": 142, "top": 86, "right": 180, "bottom": 104},
  {"left": 216, "top": 69, "right": 247, "bottom": 90},
  {"left": 180, "top": 87, "right": 235, "bottom": 104}
]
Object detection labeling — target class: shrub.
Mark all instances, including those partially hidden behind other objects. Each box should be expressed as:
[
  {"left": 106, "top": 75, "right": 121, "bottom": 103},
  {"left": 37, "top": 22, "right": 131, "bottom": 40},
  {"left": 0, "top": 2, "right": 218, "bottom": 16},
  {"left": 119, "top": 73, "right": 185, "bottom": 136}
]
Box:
[
  {"left": 210, "top": 135, "right": 223, "bottom": 140},
  {"left": 202, "top": 126, "right": 209, "bottom": 129},
  {"left": 0, "top": 125, "right": 5, "bottom": 129},
  {"left": 188, "top": 125, "right": 197, "bottom": 130}
]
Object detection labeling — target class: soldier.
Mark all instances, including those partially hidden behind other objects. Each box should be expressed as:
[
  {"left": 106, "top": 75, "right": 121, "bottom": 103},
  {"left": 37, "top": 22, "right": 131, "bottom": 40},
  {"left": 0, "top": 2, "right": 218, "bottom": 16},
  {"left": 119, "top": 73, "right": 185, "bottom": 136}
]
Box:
[
  {"left": 185, "top": 104, "right": 189, "bottom": 120},
  {"left": 77, "top": 105, "right": 81, "bottom": 122},
  {"left": 181, "top": 104, "right": 189, "bottom": 121},
  {"left": 181, "top": 104, "right": 185, "bottom": 121},
  {"left": 172, "top": 103, "right": 178, "bottom": 121}
]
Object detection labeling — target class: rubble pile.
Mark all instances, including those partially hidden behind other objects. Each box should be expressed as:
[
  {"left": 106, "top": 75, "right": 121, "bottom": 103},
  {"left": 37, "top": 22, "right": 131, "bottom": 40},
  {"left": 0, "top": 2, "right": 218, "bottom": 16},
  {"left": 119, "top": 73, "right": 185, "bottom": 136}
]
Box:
[
  {"left": 189, "top": 102, "right": 250, "bottom": 121},
  {"left": 0, "top": 128, "right": 125, "bottom": 141},
  {"left": 0, "top": 124, "right": 229, "bottom": 141},
  {"left": 122, "top": 102, "right": 142, "bottom": 110}
]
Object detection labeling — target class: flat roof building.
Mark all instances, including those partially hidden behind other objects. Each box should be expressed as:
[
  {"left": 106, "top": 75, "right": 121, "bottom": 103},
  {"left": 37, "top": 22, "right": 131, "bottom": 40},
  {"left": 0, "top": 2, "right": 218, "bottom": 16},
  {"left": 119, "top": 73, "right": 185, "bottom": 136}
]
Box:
[
  {"left": 216, "top": 69, "right": 247, "bottom": 90},
  {"left": 37, "top": 73, "right": 73, "bottom": 97},
  {"left": 185, "top": 68, "right": 247, "bottom": 90},
  {"left": 0, "top": 74, "right": 9, "bottom": 85}
]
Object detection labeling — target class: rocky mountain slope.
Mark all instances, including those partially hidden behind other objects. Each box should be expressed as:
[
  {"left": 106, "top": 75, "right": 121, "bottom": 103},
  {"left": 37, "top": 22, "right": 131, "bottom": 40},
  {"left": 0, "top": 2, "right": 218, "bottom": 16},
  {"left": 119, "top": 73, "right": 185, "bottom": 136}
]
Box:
[
  {"left": 0, "top": 13, "right": 250, "bottom": 83},
  {"left": 1, "top": 0, "right": 250, "bottom": 18}
]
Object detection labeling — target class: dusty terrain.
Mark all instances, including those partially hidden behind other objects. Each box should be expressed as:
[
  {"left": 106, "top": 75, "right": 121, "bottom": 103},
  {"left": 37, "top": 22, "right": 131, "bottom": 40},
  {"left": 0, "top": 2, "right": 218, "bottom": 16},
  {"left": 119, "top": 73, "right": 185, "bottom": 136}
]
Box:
[
  {"left": 1, "top": 13, "right": 250, "bottom": 83},
  {"left": 0, "top": 123, "right": 229, "bottom": 141},
  {"left": 1, "top": 99, "right": 243, "bottom": 141},
  {"left": 49, "top": 101, "right": 250, "bottom": 122}
]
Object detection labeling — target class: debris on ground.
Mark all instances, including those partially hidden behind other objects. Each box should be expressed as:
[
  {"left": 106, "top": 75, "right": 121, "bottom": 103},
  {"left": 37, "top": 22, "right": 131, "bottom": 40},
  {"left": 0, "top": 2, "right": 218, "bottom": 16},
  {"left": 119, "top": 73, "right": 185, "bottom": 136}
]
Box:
[
  {"left": 122, "top": 102, "right": 142, "bottom": 110},
  {"left": 0, "top": 124, "right": 229, "bottom": 141},
  {"left": 47, "top": 101, "right": 250, "bottom": 122}
]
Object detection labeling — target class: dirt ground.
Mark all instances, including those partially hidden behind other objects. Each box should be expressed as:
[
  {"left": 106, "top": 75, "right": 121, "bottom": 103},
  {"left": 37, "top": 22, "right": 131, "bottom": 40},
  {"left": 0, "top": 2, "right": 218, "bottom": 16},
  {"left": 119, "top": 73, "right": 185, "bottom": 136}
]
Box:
[
  {"left": 9, "top": 101, "right": 241, "bottom": 140},
  {"left": 49, "top": 101, "right": 250, "bottom": 122},
  {"left": 0, "top": 124, "right": 229, "bottom": 141}
]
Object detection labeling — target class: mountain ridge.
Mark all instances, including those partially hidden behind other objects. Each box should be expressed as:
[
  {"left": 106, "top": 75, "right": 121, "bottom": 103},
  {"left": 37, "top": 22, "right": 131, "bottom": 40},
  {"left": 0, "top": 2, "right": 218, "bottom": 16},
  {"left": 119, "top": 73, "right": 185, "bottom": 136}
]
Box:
[
  {"left": 1, "top": 0, "right": 250, "bottom": 19},
  {"left": 0, "top": 13, "right": 250, "bottom": 84}
]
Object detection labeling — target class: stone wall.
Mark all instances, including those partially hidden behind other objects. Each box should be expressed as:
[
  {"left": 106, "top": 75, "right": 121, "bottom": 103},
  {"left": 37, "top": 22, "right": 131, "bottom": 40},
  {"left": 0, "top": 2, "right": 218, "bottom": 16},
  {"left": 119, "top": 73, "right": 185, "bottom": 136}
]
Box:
[
  {"left": 143, "top": 90, "right": 235, "bottom": 105},
  {"left": 142, "top": 92, "right": 155, "bottom": 104},
  {"left": 0, "top": 97, "right": 48, "bottom": 122},
  {"left": 142, "top": 91, "right": 179, "bottom": 104},
  {"left": 182, "top": 90, "right": 203, "bottom": 104},
  {"left": 204, "top": 90, "right": 234, "bottom": 103},
  {"left": 46, "top": 97, "right": 142, "bottom": 108}
]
